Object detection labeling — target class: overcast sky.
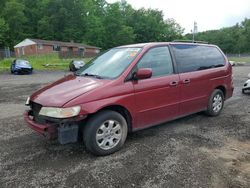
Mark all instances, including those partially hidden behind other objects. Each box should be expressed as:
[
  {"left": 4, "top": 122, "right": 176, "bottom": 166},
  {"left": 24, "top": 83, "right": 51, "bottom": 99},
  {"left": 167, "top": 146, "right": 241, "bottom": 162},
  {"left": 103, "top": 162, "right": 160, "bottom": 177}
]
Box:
[{"left": 107, "top": 0, "right": 250, "bottom": 33}]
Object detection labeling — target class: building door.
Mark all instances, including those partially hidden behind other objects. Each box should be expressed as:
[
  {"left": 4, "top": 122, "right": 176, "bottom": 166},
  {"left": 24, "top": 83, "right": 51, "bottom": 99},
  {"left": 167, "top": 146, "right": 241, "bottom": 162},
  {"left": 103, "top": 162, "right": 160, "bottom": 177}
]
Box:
[
  {"left": 21, "top": 47, "right": 25, "bottom": 56},
  {"left": 79, "top": 48, "right": 85, "bottom": 57}
]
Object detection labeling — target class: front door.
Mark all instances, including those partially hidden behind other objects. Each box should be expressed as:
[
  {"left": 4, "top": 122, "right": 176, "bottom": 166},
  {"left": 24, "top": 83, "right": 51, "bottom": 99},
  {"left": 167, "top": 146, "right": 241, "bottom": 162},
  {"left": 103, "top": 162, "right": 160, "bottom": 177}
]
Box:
[{"left": 133, "top": 46, "right": 180, "bottom": 129}]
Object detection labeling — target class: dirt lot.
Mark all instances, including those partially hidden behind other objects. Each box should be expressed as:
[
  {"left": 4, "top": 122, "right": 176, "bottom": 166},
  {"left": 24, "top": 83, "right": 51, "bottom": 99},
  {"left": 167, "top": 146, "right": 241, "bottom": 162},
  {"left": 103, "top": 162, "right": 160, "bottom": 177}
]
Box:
[{"left": 0, "top": 67, "right": 249, "bottom": 188}]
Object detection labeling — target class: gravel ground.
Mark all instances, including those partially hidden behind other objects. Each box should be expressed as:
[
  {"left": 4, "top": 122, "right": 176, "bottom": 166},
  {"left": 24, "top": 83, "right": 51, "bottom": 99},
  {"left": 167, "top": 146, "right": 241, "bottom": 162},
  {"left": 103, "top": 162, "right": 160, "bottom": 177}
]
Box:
[{"left": 0, "top": 67, "right": 249, "bottom": 188}]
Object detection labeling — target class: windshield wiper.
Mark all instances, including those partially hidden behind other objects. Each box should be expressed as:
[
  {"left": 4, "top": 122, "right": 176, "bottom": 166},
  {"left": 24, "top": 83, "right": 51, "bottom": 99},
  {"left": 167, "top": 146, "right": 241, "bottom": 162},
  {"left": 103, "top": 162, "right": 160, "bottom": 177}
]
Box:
[{"left": 82, "top": 73, "right": 103, "bottom": 79}]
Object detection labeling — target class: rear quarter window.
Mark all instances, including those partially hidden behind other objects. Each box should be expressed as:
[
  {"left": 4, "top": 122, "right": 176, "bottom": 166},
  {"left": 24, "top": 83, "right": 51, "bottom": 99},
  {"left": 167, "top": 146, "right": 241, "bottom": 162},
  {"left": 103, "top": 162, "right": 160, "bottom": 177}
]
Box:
[{"left": 172, "top": 44, "right": 226, "bottom": 73}]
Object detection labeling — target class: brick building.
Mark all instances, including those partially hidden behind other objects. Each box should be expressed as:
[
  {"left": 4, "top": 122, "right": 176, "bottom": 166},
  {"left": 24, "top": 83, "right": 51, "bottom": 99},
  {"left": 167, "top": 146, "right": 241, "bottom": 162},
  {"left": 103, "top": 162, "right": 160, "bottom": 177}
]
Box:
[{"left": 14, "top": 39, "right": 100, "bottom": 57}]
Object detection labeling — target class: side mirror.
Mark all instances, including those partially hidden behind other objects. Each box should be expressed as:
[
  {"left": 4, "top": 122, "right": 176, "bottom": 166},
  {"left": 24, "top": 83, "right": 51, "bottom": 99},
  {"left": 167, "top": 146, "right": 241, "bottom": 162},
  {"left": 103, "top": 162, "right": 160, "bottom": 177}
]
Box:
[{"left": 135, "top": 68, "right": 152, "bottom": 80}]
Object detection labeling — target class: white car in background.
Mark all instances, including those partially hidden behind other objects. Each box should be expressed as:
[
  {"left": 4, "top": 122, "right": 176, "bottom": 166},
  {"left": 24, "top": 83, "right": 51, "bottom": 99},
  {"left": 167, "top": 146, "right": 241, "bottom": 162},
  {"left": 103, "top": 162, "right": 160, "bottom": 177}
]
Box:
[
  {"left": 69, "top": 60, "right": 85, "bottom": 71},
  {"left": 229, "top": 61, "right": 235, "bottom": 66},
  {"left": 242, "top": 73, "right": 250, "bottom": 94}
]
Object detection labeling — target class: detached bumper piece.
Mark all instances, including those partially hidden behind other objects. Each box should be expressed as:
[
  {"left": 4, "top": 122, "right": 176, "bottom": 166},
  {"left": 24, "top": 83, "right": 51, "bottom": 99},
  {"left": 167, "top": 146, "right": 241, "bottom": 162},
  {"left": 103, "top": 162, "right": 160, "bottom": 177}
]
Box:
[
  {"left": 24, "top": 110, "right": 82, "bottom": 144},
  {"left": 58, "top": 124, "right": 79, "bottom": 144}
]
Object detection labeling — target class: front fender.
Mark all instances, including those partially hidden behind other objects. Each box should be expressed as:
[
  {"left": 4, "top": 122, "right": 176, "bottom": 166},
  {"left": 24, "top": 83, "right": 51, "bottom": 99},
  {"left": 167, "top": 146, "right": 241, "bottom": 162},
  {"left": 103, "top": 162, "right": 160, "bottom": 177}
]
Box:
[{"left": 79, "top": 94, "right": 135, "bottom": 116}]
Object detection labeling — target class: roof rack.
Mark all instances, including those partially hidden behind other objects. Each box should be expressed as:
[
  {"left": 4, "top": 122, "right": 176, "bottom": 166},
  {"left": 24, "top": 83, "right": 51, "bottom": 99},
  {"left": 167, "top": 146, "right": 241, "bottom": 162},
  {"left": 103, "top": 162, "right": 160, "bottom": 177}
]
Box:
[{"left": 173, "top": 40, "right": 209, "bottom": 44}]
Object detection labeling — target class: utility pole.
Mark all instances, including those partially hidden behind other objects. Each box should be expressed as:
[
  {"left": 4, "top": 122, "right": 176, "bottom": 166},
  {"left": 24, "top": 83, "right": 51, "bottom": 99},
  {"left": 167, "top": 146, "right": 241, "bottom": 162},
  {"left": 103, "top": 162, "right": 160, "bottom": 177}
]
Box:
[
  {"left": 121, "top": 0, "right": 126, "bottom": 4},
  {"left": 192, "top": 21, "right": 198, "bottom": 42},
  {"left": 121, "top": 0, "right": 126, "bottom": 10}
]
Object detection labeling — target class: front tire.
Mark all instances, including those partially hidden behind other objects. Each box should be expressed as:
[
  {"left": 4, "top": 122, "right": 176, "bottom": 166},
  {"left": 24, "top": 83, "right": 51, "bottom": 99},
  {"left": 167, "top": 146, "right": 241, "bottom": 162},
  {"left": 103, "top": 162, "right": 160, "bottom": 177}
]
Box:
[
  {"left": 206, "top": 89, "right": 224, "bottom": 116},
  {"left": 83, "top": 110, "right": 128, "bottom": 156}
]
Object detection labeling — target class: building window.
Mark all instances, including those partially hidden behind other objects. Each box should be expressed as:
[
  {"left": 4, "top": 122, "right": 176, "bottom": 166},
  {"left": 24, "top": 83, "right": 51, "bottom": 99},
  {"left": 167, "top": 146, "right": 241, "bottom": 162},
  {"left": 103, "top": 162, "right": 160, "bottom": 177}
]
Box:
[
  {"left": 53, "top": 45, "right": 61, "bottom": 51},
  {"left": 38, "top": 44, "right": 43, "bottom": 50}
]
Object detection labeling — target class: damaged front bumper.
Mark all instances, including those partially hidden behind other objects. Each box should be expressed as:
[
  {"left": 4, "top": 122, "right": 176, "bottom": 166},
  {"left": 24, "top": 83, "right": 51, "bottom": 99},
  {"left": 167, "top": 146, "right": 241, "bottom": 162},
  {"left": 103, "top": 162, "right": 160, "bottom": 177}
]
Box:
[{"left": 24, "top": 110, "right": 87, "bottom": 144}]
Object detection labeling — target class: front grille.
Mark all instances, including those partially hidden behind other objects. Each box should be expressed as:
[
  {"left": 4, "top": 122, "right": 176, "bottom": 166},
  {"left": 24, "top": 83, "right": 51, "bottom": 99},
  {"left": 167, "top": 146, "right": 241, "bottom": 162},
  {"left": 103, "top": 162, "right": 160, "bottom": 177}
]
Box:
[{"left": 20, "top": 68, "right": 32, "bottom": 74}]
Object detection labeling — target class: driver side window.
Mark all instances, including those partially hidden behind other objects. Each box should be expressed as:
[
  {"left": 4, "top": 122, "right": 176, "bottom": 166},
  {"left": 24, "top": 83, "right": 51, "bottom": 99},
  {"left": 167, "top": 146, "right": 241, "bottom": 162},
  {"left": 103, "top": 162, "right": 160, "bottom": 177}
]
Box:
[{"left": 137, "top": 46, "right": 174, "bottom": 77}]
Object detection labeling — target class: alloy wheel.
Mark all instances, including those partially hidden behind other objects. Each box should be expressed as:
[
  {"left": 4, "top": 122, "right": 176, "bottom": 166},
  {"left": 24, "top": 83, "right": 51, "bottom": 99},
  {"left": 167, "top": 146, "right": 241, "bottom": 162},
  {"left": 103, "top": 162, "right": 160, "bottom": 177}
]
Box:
[
  {"left": 96, "top": 120, "right": 122, "bottom": 150},
  {"left": 212, "top": 94, "right": 222, "bottom": 113}
]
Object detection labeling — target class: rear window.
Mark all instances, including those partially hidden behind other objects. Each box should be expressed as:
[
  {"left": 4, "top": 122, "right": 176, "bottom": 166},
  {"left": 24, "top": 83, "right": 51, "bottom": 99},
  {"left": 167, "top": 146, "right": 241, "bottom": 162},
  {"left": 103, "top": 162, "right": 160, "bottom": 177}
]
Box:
[{"left": 172, "top": 44, "right": 225, "bottom": 73}]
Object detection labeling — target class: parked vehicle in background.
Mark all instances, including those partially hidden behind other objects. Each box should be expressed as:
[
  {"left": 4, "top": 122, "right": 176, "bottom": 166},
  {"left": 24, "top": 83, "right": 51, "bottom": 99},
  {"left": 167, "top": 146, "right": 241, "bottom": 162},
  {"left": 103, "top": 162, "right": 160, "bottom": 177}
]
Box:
[
  {"left": 69, "top": 60, "right": 85, "bottom": 71},
  {"left": 24, "top": 42, "right": 234, "bottom": 156},
  {"left": 11, "top": 59, "right": 33, "bottom": 74},
  {"left": 242, "top": 73, "right": 250, "bottom": 94},
  {"left": 229, "top": 61, "right": 235, "bottom": 66}
]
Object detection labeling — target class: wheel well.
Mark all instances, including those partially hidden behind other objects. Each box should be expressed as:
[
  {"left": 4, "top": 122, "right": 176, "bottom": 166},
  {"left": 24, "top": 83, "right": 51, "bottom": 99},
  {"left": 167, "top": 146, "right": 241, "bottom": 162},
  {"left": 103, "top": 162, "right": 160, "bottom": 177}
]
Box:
[
  {"left": 215, "top": 86, "right": 226, "bottom": 97},
  {"left": 97, "top": 105, "right": 133, "bottom": 132}
]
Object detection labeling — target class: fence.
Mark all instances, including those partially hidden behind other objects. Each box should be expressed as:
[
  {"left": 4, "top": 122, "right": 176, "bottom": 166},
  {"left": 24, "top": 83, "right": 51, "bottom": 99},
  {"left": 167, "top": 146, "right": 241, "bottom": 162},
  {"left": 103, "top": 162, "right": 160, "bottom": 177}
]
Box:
[
  {"left": 0, "top": 48, "right": 15, "bottom": 60},
  {"left": 226, "top": 53, "right": 250, "bottom": 58},
  {"left": 59, "top": 51, "right": 97, "bottom": 59}
]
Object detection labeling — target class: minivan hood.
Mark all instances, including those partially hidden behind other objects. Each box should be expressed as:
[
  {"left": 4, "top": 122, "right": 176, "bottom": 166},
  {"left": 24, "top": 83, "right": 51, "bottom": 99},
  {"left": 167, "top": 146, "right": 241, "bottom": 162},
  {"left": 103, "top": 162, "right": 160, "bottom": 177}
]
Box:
[{"left": 31, "top": 74, "right": 108, "bottom": 107}]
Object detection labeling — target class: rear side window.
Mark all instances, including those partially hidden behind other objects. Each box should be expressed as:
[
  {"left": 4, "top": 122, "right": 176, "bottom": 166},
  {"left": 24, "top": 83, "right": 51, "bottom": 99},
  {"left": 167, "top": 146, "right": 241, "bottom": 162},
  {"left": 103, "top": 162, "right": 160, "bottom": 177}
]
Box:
[
  {"left": 137, "top": 46, "right": 174, "bottom": 77},
  {"left": 172, "top": 44, "right": 225, "bottom": 73}
]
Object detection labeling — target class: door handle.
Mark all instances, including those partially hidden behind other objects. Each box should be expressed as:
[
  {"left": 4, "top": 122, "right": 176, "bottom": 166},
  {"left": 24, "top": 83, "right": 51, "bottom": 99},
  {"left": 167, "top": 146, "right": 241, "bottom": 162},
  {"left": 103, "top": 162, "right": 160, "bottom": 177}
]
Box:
[
  {"left": 183, "top": 79, "right": 190, "bottom": 84},
  {"left": 170, "top": 81, "right": 178, "bottom": 86}
]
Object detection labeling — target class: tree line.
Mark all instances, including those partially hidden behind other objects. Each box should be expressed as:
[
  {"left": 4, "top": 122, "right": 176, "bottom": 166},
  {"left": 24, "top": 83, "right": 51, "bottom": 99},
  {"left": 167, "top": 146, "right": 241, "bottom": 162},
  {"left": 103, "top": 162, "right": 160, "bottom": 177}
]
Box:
[
  {"left": 1, "top": 0, "right": 249, "bottom": 54},
  {"left": 0, "top": 0, "right": 183, "bottom": 50},
  {"left": 186, "top": 18, "right": 250, "bottom": 54}
]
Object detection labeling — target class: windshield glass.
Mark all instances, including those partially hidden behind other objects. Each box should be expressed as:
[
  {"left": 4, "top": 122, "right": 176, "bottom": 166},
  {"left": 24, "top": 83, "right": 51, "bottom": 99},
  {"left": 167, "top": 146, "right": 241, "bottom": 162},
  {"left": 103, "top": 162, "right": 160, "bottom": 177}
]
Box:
[
  {"left": 16, "top": 60, "right": 30, "bottom": 66},
  {"left": 76, "top": 47, "right": 141, "bottom": 79}
]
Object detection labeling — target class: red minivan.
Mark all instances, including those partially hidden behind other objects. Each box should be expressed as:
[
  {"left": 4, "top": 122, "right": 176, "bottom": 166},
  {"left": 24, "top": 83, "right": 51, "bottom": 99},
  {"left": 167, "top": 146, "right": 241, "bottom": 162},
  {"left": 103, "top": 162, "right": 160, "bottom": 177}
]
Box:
[{"left": 24, "top": 42, "right": 234, "bottom": 155}]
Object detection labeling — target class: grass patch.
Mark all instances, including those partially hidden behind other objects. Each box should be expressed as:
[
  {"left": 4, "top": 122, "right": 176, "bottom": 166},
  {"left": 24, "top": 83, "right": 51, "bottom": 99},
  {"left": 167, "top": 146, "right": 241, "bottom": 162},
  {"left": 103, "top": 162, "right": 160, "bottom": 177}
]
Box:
[
  {"left": 0, "top": 53, "right": 92, "bottom": 71},
  {"left": 228, "top": 56, "right": 250, "bottom": 63}
]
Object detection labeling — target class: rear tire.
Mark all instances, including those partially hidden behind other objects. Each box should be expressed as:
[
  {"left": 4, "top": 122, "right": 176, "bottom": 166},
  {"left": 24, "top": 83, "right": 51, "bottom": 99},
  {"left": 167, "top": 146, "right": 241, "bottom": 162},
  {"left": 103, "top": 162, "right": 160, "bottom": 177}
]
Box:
[
  {"left": 205, "top": 89, "right": 224, "bottom": 116},
  {"left": 83, "top": 110, "right": 128, "bottom": 156}
]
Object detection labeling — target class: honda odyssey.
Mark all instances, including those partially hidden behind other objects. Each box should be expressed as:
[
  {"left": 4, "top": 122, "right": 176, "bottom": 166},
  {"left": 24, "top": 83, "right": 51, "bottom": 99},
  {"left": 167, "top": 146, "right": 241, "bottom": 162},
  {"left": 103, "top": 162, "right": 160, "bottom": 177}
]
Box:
[{"left": 24, "top": 42, "right": 234, "bottom": 156}]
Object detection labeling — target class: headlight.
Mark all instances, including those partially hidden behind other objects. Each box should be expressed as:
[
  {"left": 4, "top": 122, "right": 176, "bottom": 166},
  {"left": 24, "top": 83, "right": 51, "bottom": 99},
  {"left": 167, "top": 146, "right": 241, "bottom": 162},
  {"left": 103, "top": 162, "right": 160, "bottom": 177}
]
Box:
[
  {"left": 39, "top": 106, "right": 81, "bottom": 118},
  {"left": 25, "top": 97, "right": 30, "bottom": 106}
]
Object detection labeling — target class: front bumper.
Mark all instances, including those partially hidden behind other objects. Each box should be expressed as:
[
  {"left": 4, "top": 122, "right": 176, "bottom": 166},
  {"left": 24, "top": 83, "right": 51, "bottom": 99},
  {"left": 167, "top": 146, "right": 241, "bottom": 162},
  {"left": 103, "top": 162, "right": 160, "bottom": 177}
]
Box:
[
  {"left": 24, "top": 111, "right": 57, "bottom": 139},
  {"left": 243, "top": 81, "right": 250, "bottom": 89},
  {"left": 15, "top": 68, "right": 33, "bottom": 74},
  {"left": 24, "top": 110, "right": 87, "bottom": 143}
]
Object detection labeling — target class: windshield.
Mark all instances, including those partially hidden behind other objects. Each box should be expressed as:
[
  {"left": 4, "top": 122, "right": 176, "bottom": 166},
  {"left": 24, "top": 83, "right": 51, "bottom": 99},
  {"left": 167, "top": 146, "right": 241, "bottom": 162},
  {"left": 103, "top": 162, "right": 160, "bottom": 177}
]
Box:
[
  {"left": 75, "top": 47, "right": 141, "bottom": 79},
  {"left": 16, "top": 60, "right": 30, "bottom": 66}
]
